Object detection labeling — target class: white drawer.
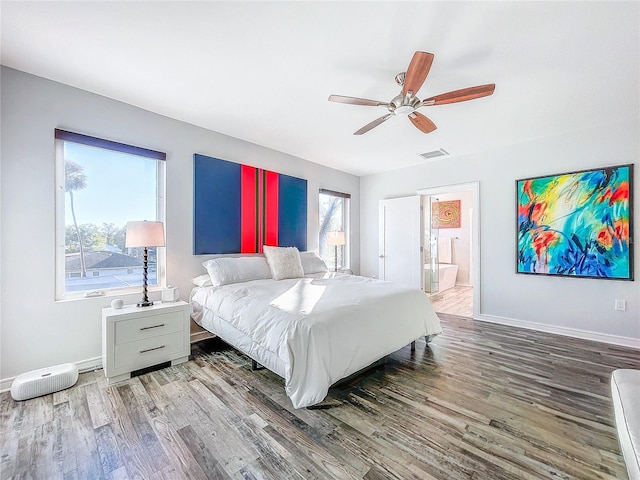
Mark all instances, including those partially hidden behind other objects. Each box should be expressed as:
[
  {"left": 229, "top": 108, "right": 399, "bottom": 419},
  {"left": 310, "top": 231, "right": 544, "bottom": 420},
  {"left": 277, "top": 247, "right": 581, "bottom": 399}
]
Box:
[
  {"left": 115, "top": 311, "right": 184, "bottom": 345},
  {"left": 114, "top": 331, "right": 185, "bottom": 370}
]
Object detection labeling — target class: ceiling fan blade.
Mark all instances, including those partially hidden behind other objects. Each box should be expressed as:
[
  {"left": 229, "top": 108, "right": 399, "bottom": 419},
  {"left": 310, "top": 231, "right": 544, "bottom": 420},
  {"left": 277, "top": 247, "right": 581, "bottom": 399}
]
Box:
[
  {"left": 328, "top": 95, "right": 389, "bottom": 107},
  {"left": 423, "top": 84, "right": 496, "bottom": 106},
  {"left": 402, "top": 51, "right": 434, "bottom": 97},
  {"left": 408, "top": 112, "right": 437, "bottom": 134},
  {"left": 354, "top": 114, "right": 393, "bottom": 135}
]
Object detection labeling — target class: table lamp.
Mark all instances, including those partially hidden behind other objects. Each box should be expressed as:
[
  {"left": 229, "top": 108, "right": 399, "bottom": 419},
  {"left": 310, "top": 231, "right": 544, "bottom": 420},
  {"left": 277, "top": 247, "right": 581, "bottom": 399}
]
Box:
[
  {"left": 327, "top": 231, "right": 346, "bottom": 272},
  {"left": 125, "top": 221, "right": 165, "bottom": 307}
]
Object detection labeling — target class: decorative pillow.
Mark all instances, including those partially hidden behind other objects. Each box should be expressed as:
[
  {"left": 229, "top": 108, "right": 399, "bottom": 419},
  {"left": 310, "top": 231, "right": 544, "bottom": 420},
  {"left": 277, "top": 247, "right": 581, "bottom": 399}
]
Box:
[
  {"left": 201, "top": 256, "right": 271, "bottom": 286},
  {"left": 192, "top": 274, "right": 213, "bottom": 287},
  {"left": 299, "top": 251, "right": 329, "bottom": 274},
  {"left": 263, "top": 246, "right": 305, "bottom": 280}
]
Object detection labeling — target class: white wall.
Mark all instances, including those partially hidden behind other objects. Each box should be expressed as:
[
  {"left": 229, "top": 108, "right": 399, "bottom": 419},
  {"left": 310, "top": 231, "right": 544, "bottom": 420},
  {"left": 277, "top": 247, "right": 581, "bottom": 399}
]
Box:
[
  {"left": 361, "top": 120, "right": 640, "bottom": 345},
  {"left": 0, "top": 67, "right": 360, "bottom": 384}
]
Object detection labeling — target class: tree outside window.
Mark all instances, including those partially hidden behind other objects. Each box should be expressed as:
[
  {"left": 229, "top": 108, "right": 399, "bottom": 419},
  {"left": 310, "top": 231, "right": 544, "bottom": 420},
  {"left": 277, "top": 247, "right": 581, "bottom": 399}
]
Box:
[{"left": 319, "top": 190, "right": 350, "bottom": 270}]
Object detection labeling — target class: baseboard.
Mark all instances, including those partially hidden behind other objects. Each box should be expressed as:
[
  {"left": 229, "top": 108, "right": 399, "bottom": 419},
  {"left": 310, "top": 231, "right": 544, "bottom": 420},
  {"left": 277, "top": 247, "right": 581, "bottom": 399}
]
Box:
[
  {"left": 1, "top": 377, "right": 14, "bottom": 393},
  {"left": 475, "top": 313, "right": 640, "bottom": 350},
  {"left": 76, "top": 356, "right": 104, "bottom": 374},
  {"left": 0, "top": 356, "right": 103, "bottom": 393}
]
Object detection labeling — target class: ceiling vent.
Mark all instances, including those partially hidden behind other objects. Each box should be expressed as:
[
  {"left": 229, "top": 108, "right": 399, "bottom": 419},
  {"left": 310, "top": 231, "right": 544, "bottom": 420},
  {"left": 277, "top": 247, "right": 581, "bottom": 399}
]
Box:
[{"left": 418, "top": 148, "right": 449, "bottom": 160}]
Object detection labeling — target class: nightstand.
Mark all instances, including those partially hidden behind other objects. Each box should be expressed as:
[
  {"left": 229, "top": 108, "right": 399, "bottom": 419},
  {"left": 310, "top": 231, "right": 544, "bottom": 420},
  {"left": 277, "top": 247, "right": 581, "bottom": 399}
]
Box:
[{"left": 102, "top": 301, "right": 190, "bottom": 384}]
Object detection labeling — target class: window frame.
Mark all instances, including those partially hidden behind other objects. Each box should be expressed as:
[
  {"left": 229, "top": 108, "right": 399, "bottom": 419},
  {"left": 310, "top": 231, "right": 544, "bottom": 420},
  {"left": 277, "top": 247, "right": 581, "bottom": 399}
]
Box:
[
  {"left": 54, "top": 129, "right": 166, "bottom": 301},
  {"left": 319, "top": 188, "right": 351, "bottom": 270}
]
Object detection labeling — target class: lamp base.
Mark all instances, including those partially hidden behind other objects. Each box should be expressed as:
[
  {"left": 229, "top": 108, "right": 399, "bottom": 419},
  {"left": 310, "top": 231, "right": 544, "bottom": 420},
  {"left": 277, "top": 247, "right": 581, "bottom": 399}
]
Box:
[{"left": 136, "top": 246, "right": 153, "bottom": 308}]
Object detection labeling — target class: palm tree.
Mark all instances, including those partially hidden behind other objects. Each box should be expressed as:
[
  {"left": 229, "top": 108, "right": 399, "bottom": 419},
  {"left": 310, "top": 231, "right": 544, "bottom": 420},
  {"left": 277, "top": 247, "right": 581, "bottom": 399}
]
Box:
[{"left": 65, "top": 160, "right": 87, "bottom": 276}]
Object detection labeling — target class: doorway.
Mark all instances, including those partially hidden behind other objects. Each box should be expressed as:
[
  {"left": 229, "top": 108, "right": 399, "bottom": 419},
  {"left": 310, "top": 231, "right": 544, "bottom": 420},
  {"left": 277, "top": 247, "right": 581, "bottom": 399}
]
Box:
[{"left": 418, "top": 182, "right": 479, "bottom": 318}]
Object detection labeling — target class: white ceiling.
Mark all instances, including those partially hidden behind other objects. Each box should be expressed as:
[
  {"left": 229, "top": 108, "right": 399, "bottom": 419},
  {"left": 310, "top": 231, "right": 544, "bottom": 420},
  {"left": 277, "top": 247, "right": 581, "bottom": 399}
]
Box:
[{"left": 2, "top": 1, "right": 638, "bottom": 176}]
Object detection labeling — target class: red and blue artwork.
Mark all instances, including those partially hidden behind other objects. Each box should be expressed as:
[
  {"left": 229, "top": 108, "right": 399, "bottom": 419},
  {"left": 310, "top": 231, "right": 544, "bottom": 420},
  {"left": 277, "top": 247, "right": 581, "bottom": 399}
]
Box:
[
  {"left": 194, "top": 154, "right": 307, "bottom": 254},
  {"left": 516, "top": 164, "right": 633, "bottom": 280}
]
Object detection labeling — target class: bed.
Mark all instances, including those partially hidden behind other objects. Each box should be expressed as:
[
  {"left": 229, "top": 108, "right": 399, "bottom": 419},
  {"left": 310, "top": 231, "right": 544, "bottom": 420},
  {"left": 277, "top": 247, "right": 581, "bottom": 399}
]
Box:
[{"left": 190, "top": 249, "right": 442, "bottom": 409}]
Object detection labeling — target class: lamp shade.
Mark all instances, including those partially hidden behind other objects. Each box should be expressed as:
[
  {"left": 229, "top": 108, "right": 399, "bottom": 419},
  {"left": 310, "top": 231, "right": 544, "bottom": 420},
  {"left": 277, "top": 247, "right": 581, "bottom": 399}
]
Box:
[
  {"left": 125, "top": 221, "right": 165, "bottom": 248},
  {"left": 327, "top": 231, "right": 346, "bottom": 246}
]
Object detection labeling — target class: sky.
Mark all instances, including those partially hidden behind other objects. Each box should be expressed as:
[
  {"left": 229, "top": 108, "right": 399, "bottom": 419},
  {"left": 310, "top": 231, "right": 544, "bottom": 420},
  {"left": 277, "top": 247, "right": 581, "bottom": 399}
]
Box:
[{"left": 64, "top": 142, "right": 159, "bottom": 227}]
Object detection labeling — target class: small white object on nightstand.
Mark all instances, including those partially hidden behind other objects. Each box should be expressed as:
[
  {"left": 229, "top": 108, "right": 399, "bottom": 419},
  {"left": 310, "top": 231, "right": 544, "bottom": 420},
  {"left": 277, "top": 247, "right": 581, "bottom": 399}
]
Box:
[
  {"left": 161, "top": 286, "right": 180, "bottom": 302},
  {"left": 102, "top": 300, "right": 190, "bottom": 384},
  {"left": 111, "top": 298, "right": 124, "bottom": 309}
]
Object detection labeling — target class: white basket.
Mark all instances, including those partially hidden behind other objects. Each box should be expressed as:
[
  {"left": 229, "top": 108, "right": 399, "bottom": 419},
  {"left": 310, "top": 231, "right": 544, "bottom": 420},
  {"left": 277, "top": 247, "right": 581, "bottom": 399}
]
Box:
[{"left": 10, "top": 363, "right": 79, "bottom": 401}]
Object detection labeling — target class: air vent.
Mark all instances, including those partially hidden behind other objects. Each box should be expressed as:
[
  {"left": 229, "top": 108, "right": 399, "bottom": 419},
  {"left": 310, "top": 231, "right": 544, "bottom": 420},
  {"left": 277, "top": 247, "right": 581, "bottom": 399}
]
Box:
[{"left": 418, "top": 148, "right": 449, "bottom": 160}]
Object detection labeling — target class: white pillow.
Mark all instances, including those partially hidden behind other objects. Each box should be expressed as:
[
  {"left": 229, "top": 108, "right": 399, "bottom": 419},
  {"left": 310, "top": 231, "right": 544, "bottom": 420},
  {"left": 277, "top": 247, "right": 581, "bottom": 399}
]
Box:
[
  {"left": 299, "top": 251, "right": 329, "bottom": 274},
  {"left": 202, "top": 256, "right": 271, "bottom": 286},
  {"left": 263, "top": 246, "right": 304, "bottom": 280},
  {"left": 192, "top": 274, "right": 213, "bottom": 287}
]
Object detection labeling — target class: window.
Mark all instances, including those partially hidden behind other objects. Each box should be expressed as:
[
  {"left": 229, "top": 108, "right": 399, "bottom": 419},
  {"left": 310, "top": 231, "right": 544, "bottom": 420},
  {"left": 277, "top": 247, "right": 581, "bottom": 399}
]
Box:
[
  {"left": 319, "top": 189, "right": 350, "bottom": 271},
  {"left": 55, "top": 129, "right": 166, "bottom": 299}
]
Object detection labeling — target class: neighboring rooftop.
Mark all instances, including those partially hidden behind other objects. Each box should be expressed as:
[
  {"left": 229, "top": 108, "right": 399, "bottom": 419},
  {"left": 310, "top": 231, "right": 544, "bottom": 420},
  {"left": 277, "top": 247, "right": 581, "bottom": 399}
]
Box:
[{"left": 65, "top": 251, "right": 144, "bottom": 271}]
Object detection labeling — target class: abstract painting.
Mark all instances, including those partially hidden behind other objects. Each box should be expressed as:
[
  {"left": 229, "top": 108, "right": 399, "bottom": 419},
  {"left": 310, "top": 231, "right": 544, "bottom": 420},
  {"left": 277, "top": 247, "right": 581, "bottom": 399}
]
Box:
[
  {"left": 194, "top": 154, "right": 307, "bottom": 254},
  {"left": 432, "top": 200, "right": 461, "bottom": 229},
  {"left": 516, "top": 164, "right": 633, "bottom": 280}
]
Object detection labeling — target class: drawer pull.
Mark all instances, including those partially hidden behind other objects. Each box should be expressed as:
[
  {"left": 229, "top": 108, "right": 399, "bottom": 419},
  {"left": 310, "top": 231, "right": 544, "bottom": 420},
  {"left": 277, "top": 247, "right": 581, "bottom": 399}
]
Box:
[
  {"left": 140, "top": 323, "right": 165, "bottom": 331},
  {"left": 140, "top": 345, "right": 166, "bottom": 354}
]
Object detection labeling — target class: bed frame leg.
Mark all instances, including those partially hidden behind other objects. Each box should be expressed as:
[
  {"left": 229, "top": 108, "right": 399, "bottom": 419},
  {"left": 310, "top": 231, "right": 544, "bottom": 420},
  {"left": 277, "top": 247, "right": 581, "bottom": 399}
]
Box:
[
  {"left": 251, "top": 359, "right": 265, "bottom": 371},
  {"left": 410, "top": 341, "right": 416, "bottom": 352}
]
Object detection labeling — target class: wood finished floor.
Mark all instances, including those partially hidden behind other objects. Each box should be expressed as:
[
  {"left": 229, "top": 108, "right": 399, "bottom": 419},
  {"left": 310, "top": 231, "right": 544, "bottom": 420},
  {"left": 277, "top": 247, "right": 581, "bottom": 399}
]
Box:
[
  {"left": 2, "top": 314, "right": 639, "bottom": 480},
  {"left": 429, "top": 286, "right": 473, "bottom": 318}
]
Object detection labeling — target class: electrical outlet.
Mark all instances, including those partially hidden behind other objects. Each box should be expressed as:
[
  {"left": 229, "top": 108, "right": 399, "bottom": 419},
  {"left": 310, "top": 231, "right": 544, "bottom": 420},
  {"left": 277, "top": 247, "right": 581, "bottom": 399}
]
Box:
[{"left": 614, "top": 299, "right": 627, "bottom": 311}]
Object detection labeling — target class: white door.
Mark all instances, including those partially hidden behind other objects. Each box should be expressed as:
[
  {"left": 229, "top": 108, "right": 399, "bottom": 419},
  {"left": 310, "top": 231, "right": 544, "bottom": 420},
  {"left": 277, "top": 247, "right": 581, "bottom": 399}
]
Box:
[{"left": 379, "top": 196, "right": 423, "bottom": 288}]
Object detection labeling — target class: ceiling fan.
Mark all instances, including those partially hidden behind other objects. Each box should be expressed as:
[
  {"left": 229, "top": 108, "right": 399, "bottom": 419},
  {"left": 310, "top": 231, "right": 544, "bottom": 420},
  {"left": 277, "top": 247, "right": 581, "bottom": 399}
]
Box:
[{"left": 328, "top": 51, "right": 495, "bottom": 135}]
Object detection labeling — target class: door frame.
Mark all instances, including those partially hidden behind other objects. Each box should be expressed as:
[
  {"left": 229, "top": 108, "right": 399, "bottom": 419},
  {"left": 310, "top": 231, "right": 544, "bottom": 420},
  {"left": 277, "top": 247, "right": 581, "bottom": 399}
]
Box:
[{"left": 417, "top": 182, "right": 480, "bottom": 318}]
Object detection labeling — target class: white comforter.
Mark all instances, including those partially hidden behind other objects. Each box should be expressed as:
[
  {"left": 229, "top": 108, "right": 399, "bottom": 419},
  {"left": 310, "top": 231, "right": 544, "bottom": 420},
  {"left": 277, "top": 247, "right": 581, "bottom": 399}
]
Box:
[{"left": 191, "top": 274, "right": 442, "bottom": 408}]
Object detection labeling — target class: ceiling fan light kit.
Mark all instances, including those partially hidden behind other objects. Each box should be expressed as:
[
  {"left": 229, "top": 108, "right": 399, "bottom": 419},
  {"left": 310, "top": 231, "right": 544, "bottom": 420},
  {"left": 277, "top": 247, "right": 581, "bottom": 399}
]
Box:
[{"left": 329, "top": 51, "right": 495, "bottom": 135}]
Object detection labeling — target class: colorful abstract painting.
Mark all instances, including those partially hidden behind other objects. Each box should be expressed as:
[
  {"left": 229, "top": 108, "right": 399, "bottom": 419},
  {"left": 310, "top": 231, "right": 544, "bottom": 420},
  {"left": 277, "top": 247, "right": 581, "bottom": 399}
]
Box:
[
  {"left": 516, "top": 164, "right": 633, "bottom": 280},
  {"left": 194, "top": 154, "right": 307, "bottom": 254},
  {"left": 432, "top": 200, "right": 461, "bottom": 229}
]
